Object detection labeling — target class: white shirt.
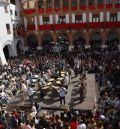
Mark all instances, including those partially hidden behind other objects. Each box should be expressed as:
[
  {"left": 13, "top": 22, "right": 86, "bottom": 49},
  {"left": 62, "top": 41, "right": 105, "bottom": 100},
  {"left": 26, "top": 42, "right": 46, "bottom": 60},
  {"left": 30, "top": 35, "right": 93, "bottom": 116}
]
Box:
[
  {"left": 27, "top": 87, "right": 34, "bottom": 96},
  {"left": 64, "top": 75, "right": 69, "bottom": 86},
  {"left": 77, "top": 124, "right": 86, "bottom": 129},
  {"left": 59, "top": 87, "right": 67, "bottom": 97}
]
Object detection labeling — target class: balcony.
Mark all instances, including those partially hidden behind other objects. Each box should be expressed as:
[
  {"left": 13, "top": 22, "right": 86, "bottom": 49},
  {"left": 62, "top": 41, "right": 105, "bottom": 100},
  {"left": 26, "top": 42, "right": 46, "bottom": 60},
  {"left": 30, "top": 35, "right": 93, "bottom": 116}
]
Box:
[
  {"left": 115, "top": 4, "right": 120, "bottom": 8},
  {"left": 39, "top": 24, "right": 53, "bottom": 30},
  {"left": 97, "top": 4, "right": 104, "bottom": 9},
  {"left": 23, "top": 9, "right": 35, "bottom": 14},
  {"left": 70, "top": 23, "right": 87, "bottom": 29},
  {"left": 27, "top": 25, "right": 35, "bottom": 31},
  {"left": 54, "top": 23, "right": 70, "bottom": 29},
  {"left": 106, "top": 4, "right": 113, "bottom": 9}
]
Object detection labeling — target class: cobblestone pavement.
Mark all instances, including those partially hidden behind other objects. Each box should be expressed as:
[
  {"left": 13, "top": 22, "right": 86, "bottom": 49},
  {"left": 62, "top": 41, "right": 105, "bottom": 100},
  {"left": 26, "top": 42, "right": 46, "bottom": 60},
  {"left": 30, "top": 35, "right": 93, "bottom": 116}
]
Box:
[{"left": 7, "top": 70, "right": 96, "bottom": 113}]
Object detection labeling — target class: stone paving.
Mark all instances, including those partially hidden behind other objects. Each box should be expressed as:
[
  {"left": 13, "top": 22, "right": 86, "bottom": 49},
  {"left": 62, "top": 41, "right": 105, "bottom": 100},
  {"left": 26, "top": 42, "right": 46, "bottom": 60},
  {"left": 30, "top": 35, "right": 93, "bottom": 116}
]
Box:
[{"left": 7, "top": 70, "right": 96, "bottom": 113}]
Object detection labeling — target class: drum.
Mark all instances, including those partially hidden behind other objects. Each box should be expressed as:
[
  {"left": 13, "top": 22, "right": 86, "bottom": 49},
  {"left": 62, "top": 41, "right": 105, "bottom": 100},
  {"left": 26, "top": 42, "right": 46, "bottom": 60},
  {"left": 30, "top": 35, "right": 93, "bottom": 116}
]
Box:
[
  {"left": 42, "top": 86, "right": 50, "bottom": 92},
  {"left": 34, "top": 75, "right": 38, "bottom": 78},
  {"left": 57, "top": 77, "right": 63, "bottom": 81},
  {"left": 32, "top": 79, "right": 37, "bottom": 83},
  {"left": 61, "top": 71, "right": 66, "bottom": 74},
  {"left": 61, "top": 74, "right": 65, "bottom": 77},
  {"left": 48, "top": 78, "right": 55, "bottom": 82},
  {"left": 46, "top": 82, "right": 52, "bottom": 86},
  {"left": 56, "top": 81, "right": 61, "bottom": 85}
]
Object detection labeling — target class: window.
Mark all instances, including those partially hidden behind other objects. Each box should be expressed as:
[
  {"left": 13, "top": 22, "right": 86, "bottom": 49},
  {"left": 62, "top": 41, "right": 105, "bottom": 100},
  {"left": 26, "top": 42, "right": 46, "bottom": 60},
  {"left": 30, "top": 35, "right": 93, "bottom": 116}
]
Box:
[
  {"left": 63, "top": 0, "right": 68, "bottom": 7},
  {"left": 43, "top": 17, "right": 50, "bottom": 24},
  {"left": 10, "top": 0, "right": 16, "bottom": 5},
  {"left": 71, "top": 0, "right": 77, "bottom": 7},
  {"left": 80, "top": 0, "right": 86, "bottom": 6},
  {"left": 58, "top": 16, "right": 66, "bottom": 23},
  {"left": 116, "top": 0, "right": 120, "bottom": 4},
  {"left": 55, "top": 0, "right": 60, "bottom": 8},
  {"left": 98, "top": 0, "right": 103, "bottom": 4},
  {"left": 23, "top": 1, "right": 36, "bottom": 9},
  {"left": 6, "top": 24, "right": 11, "bottom": 34},
  {"left": 110, "top": 13, "right": 117, "bottom": 21},
  {"left": 15, "top": 11, "right": 17, "bottom": 16},
  {"left": 92, "top": 14, "right": 100, "bottom": 22},
  {"left": 4, "top": 6, "right": 8, "bottom": 13},
  {"left": 75, "top": 15, "right": 83, "bottom": 23},
  {"left": 106, "top": 0, "right": 112, "bottom": 4},
  {"left": 10, "top": 10, "right": 13, "bottom": 15},
  {"left": 89, "top": 0, "right": 95, "bottom": 6},
  {"left": 46, "top": 0, "right": 52, "bottom": 8}
]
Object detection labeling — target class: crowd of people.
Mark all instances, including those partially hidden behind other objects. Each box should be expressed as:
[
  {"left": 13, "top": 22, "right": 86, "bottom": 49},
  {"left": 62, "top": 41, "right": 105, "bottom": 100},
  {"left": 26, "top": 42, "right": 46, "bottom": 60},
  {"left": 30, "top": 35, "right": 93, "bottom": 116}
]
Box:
[{"left": 0, "top": 44, "right": 120, "bottom": 129}]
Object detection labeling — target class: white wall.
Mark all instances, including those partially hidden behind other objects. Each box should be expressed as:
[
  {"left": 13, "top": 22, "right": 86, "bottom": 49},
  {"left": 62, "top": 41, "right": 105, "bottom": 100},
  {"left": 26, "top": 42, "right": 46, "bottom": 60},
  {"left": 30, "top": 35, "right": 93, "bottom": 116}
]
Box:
[{"left": 0, "top": 0, "right": 23, "bottom": 65}]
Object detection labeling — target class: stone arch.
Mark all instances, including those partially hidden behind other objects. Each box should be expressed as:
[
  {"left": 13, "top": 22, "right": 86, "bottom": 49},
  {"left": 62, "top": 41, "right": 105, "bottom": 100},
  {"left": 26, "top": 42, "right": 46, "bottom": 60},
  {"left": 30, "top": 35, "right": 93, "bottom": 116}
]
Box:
[
  {"left": 27, "top": 34, "right": 38, "bottom": 50},
  {"left": 56, "top": 31, "right": 69, "bottom": 53},
  {"left": 106, "top": 30, "right": 119, "bottom": 50},
  {"left": 90, "top": 31, "right": 102, "bottom": 50},
  {"left": 56, "top": 31, "right": 69, "bottom": 42},
  {"left": 3, "top": 44, "right": 12, "bottom": 60},
  {"left": 16, "top": 40, "right": 23, "bottom": 54},
  {"left": 41, "top": 32, "right": 53, "bottom": 52},
  {"left": 73, "top": 31, "right": 85, "bottom": 51},
  {"left": 107, "top": 30, "right": 119, "bottom": 41}
]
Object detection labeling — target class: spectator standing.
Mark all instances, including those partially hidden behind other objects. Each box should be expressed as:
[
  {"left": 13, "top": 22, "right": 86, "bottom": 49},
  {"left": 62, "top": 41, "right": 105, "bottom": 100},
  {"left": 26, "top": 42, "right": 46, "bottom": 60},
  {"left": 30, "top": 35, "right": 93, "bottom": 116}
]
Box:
[{"left": 58, "top": 86, "right": 67, "bottom": 106}]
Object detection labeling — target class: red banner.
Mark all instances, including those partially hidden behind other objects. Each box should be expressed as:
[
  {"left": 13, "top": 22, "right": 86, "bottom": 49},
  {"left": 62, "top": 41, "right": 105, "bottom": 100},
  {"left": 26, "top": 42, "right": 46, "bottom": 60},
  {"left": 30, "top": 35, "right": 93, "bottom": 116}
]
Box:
[
  {"left": 106, "top": 4, "right": 113, "bottom": 9},
  {"left": 70, "top": 23, "right": 87, "bottom": 29},
  {"left": 54, "top": 24, "right": 70, "bottom": 29},
  {"left": 39, "top": 25, "right": 53, "bottom": 30},
  {"left": 23, "top": 9, "right": 35, "bottom": 14},
  {"left": 71, "top": 6, "right": 77, "bottom": 10},
  {"left": 63, "top": 7, "right": 68, "bottom": 12},
  {"left": 98, "top": 4, "right": 104, "bottom": 9},
  {"left": 54, "top": 8, "right": 61, "bottom": 12},
  {"left": 46, "top": 8, "right": 52, "bottom": 13},
  {"left": 89, "top": 5, "right": 95, "bottom": 10},
  {"left": 80, "top": 6, "right": 86, "bottom": 10},
  {"left": 115, "top": 4, "right": 120, "bottom": 8},
  {"left": 38, "top": 9, "right": 44, "bottom": 13},
  {"left": 27, "top": 25, "right": 35, "bottom": 30}
]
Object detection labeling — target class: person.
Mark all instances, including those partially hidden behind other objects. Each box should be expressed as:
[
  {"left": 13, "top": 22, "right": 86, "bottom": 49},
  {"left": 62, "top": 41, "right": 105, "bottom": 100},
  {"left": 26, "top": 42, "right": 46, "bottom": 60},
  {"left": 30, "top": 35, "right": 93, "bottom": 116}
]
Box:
[
  {"left": 63, "top": 73, "right": 69, "bottom": 89},
  {"left": 77, "top": 119, "right": 86, "bottom": 129},
  {"left": 79, "top": 83, "right": 84, "bottom": 103},
  {"left": 70, "top": 117, "right": 78, "bottom": 129},
  {"left": 27, "top": 86, "right": 35, "bottom": 103},
  {"left": 58, "top": 85, "right": 67, "bottom": 106}
]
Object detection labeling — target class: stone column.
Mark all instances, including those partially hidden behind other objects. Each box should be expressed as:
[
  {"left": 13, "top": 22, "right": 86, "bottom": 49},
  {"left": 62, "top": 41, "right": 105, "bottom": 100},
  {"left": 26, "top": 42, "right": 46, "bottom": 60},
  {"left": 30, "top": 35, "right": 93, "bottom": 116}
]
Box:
[{"left": 77, "top": 0, "right": 80, "bottom": 11}]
